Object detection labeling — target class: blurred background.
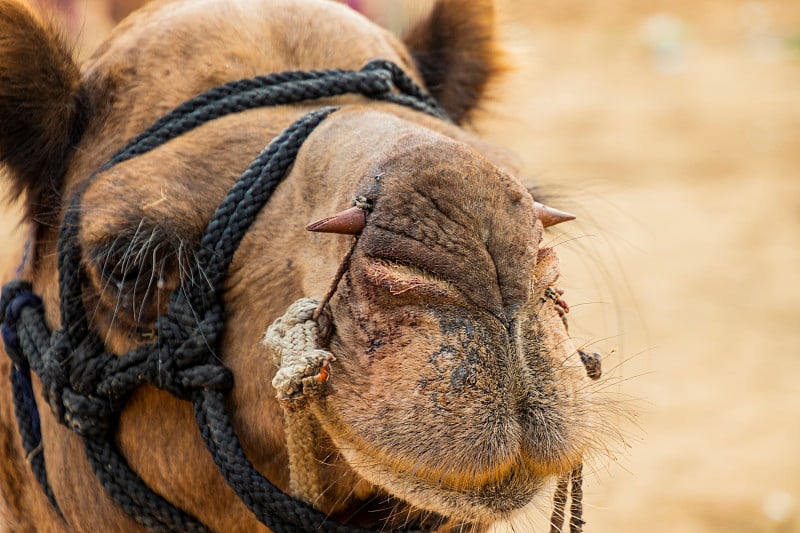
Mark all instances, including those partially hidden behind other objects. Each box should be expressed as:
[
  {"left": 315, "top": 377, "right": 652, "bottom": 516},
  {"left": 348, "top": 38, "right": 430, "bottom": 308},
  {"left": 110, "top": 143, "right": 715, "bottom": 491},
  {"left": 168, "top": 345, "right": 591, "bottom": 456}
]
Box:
[{"left": 9, "top": 0, "right": 800, "bottom": 531}]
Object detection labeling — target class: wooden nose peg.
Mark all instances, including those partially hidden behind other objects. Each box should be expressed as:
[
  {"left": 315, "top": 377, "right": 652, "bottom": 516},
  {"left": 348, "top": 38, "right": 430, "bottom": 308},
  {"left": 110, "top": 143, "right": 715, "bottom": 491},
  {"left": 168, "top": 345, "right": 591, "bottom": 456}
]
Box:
[
  {"left": 306, "top": 206, "right": 366, "bottom": 235},
  {"left": 534, "top": 202, "right": 576, "bottom": 228}
]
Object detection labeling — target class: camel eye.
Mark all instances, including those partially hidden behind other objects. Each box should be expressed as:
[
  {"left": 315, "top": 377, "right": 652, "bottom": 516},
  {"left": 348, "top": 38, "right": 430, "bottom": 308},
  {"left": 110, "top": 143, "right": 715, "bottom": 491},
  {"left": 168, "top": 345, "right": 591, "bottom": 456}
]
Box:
[
  {"left": 92, "top": 245, "right": 161, "bottom": 294},
  {"left": 96, "top": 249, "right": 143, "bottom": 287},
  {"left": 83, "top": 233, "right": 184, "bottom": 327},
  {"left": 87, "top": 229, "right": 178, "bottom": 301}
]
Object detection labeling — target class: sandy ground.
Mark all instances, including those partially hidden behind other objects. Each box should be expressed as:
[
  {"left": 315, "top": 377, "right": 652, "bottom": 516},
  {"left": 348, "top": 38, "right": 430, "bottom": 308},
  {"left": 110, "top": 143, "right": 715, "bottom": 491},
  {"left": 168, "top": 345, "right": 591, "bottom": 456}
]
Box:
[{"left": 3, "top": 1, "right": 799, "bottom": 532}]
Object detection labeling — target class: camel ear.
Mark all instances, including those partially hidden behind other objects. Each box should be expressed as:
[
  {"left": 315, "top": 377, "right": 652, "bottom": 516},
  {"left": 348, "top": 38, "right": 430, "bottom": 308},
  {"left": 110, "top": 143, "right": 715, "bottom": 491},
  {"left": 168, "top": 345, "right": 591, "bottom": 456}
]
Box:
[
  {"left": 0, "top": 0, "right": 88, "bottom": 222},
  {"left": 402, "top": 0, "right": 505, "bottom": 124}
]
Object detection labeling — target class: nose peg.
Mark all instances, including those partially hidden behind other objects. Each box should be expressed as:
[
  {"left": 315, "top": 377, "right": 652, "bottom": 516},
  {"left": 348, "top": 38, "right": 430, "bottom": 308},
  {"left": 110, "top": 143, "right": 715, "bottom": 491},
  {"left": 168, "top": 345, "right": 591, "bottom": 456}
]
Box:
[
  {"left": 306, "top": 206, "right": 366, "bottom": 235},
  {"left": 534, "top": 202, "right": 576, "bottom": 228}
]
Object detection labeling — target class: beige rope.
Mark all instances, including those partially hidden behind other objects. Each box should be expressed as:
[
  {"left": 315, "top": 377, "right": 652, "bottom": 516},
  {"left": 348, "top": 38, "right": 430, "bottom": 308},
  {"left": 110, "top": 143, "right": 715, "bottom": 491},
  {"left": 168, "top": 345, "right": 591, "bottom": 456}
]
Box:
[{"left": 263, "top": 297, "right": 334, "bottom": 507}]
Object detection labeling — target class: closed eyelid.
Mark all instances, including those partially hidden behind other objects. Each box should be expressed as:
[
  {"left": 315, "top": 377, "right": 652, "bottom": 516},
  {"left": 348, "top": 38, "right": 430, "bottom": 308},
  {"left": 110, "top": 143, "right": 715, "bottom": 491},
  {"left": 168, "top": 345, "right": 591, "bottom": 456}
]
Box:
[{"left": 363, "top": 258, "right": 460, "bottom": 299}]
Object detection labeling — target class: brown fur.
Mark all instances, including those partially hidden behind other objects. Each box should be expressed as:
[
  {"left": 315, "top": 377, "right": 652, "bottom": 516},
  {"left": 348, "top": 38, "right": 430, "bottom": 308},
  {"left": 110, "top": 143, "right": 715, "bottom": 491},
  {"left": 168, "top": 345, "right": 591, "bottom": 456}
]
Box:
[
  {"left": 402, "top": 0, "right": 507, "bottom": 124},
  {"left": 0, "top": 0, "right": 88, "bottom": 223},
  {"left": 0, "top": 0, "right": 598, "bottom": 531}
]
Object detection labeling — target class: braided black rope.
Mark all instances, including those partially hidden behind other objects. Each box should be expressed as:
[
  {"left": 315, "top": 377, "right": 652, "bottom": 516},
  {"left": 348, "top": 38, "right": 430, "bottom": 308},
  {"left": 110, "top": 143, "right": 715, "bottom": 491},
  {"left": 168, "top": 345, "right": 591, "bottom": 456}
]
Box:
[
  {"left": 1, "top": 60, "right": 442, "bottom": 532},
  {"left": 2, "top": 283, "right": 61, "bottom": 516},
  {"left": 98, "top": 59, "right": 446, "bottom": 174},
  {"left": 2, "top": 281, "right": 212, "bottom": 531}
]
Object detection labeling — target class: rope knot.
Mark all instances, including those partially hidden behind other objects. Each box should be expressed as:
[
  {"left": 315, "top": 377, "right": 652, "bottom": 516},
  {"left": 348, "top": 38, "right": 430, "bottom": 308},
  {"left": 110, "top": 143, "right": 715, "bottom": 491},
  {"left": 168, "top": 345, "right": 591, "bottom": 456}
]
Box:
[
  {"left": 69, "top": 334, "right": 111, "bottom": 395},
  {"left": 361, "top": 59, "right": 398, "bottom": 79},
  {"left": 361, "top": 59, "right": 447, "bottom": 120},
  {"left": 149, "top": 303, "right": 231, "bottom": 399},
  {"left": 1, "top": 281, "right": 42, "bottom": 368},
  {"left": 61, "top": 387, "right": 114, "bottom": 437},
  {"left": 264, "top": 297, "right": 334, "bottom": 404}
]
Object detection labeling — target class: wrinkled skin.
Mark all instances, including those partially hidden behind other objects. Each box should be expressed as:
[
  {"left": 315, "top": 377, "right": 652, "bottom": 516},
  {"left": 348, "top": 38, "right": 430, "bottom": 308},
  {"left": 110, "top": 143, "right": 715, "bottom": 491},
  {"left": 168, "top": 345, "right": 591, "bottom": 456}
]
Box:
[{"left": 0, "top": 0, "right": 598, "bottom": 531}]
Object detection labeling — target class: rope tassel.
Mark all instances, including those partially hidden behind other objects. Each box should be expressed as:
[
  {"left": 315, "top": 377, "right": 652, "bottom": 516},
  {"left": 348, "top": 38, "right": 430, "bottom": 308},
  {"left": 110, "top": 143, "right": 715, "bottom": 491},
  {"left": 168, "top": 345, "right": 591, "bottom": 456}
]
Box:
[
  {"left": 264, "top": 297, "right": 334, "bottom": 507},
  {"left": 264, "top": 297, "right": 334, "bottom": 404}
]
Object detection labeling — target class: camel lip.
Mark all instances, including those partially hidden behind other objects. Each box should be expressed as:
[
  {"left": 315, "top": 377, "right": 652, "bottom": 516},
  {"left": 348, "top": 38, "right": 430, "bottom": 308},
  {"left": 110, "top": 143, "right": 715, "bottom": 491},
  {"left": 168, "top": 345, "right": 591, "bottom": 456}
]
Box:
[
  {"left": 316, "top": 407, "right": 545, "bottom": 522},
  {"left": 346, "top": 442, "right": 543, "bottom": 522}
]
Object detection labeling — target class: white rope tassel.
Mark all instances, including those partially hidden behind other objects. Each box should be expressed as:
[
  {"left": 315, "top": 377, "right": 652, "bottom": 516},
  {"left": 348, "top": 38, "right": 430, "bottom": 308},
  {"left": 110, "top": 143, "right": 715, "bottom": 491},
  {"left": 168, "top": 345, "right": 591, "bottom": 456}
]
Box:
[
  {"left": 263, "top": 297, "right": 334, "bottom": 507},
  {"left": 265, "top": 297, "right": 335, "bottom": 402}
]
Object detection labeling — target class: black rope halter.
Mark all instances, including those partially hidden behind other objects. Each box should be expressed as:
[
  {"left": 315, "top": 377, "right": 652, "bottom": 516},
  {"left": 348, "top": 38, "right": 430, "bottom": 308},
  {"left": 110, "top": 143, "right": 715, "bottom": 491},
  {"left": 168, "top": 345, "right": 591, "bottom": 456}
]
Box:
[{"left": 0, "top": 58, "right": 592, "bottom": 532}]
